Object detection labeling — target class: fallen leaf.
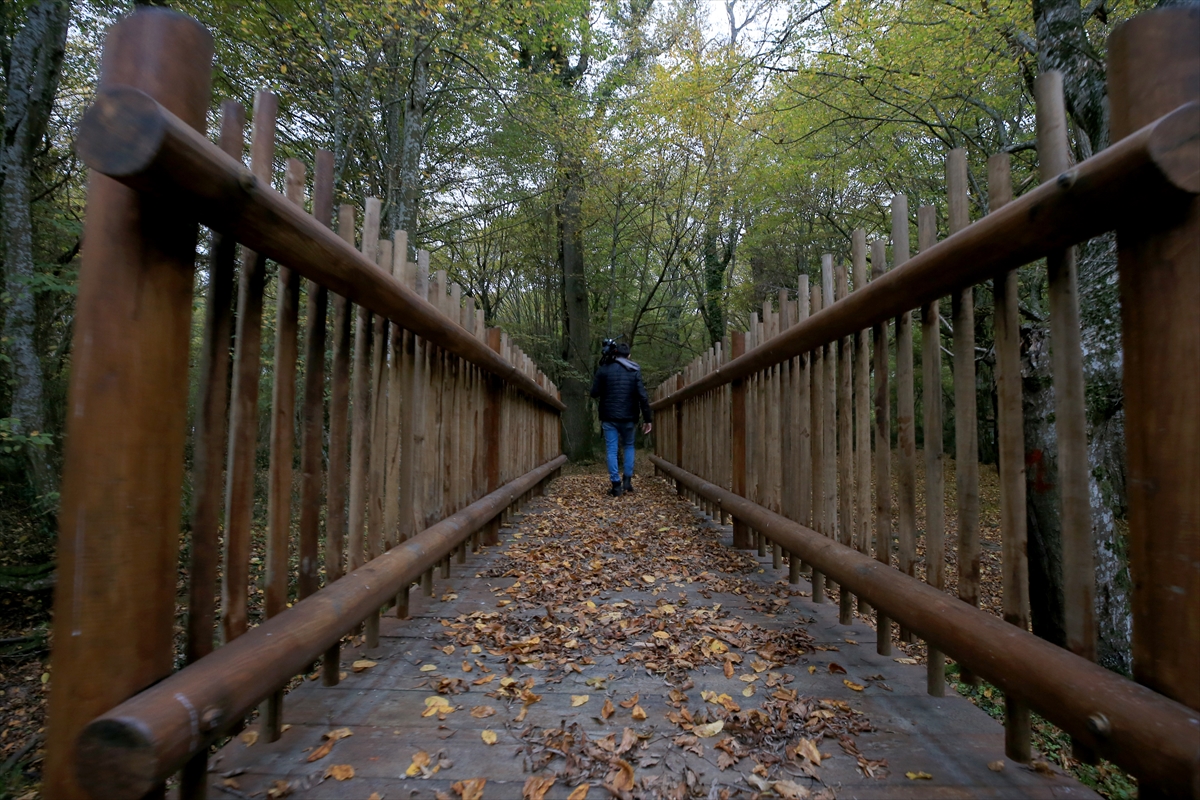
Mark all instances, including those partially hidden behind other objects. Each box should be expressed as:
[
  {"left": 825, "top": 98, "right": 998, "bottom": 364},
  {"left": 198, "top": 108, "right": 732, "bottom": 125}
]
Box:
[
  {"left": 807, "top": 665, "right": 817, "bottom": 675},
  {"left": 641, "top": 575, "right": 656, "bottom": 584},
  {"left": 571, "top": 694, "right": 590, "bottom": 707},
  {"left": 1032, "top": 760, "right": 1055, "bottom": 776},
  {"left": 724, "top": 661, "right": 735, "bottom": 678},
  {"left": 443, "top": 645, "right": 456, "bottom": 655},
  {"left": 693, "top": 721, "right": 724, "bottom": 738},
  {"left": 741, "top": 685, "right": 755, "bottom": 698},
  {"left": 453, "top": 778, "right": 486, "bottom": 800},
  {"left": 906, "top": 771, "right": 933, "bottom": 780},
  {"left": 828, "top": 663, "right": 847, "bottom": 675},
  {"left": 652, "top": 631, "right": 671, "bottom": 640},
  {"left": 616, "top": 727, "right": 639, "bottom": 755},
  {"left": 567, "top": 784, "right": 590, "bottom": 800},
  {"left": 324, "top": 764, "right": 354, "bottom": 781},
  {"left": 523, "top": 775, "right": 556, "bottom": 800},
  {"left": 420, "top": 664, "right": 439, "bottom": 672},
  {"left": 843, "top": 679, "right": 865, "bottom": 691},
  {"left": 988, "top": 760, "right": 1005, "bottom": 772},
  {"left": 481, "top": 729, "right": 498, "bottom": 745},
  {"left": 773, "top": 780, "right": 812, "bottom": 799},
  {"left": 267, "top": 780, "right": 295, "bottom": 798},
  {"left": 631, "top": 704, "right": 647, "bottom": 721},
  {"left": 470, "top": 705, "right": 496, "bottom": 718},
  {"left": 795, "top": 738, "right": 821, "bottom": 765},
  {"left": 407, "top": 750, "right": 432, "bottom": 777},
  {"left": 367, "top": 794, "right": 381, "bottom": 800},
  {"left": 240, "top": 730, "right": 259, "bottom": 747},
  {"left": 472, "top": 674, "right": 495, "bottom": 685},
  {"left": 894, "top": 657, "right": 919, "bottom": 665},
  {"left": 352, "top": 659, "right": 377, "bottom": 672},
  {"left": 306, "top": 739, "right": 335, "bottom": 762},
  {"left": 606, "top": 759, "right": 635, "bottom": 792},
  {"left": 601, "top": 697, "right": 615, "bottom": 720},
  {"left": 462, "top": 660, "right": 473, "bottom": 672},
  {"left": 619, "top": 693, "right": 639, "bottom": 708}
]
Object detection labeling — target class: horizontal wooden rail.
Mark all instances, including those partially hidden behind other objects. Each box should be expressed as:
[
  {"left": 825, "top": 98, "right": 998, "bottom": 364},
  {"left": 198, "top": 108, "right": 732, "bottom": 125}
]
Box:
[
  {"left": 651, "top": 101, "right": 1198, "bottom": 410},
  {"left": 75, "top": 454, "right": 566, "bottom": 797},
  {"left": 75, "top": 85, "right": 564, "bottom": 411},
  {"left": 650, "top": 455, "right": 1200, "bottom": 795}
]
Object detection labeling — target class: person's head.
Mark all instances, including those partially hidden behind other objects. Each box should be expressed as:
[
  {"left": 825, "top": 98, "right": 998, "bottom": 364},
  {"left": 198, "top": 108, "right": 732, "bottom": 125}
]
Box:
[{"left": 601, "top": 338, "right": 631, "bottom": 364}]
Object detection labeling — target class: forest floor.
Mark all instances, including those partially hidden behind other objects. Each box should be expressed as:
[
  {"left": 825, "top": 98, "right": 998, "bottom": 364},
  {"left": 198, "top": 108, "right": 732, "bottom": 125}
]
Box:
[{"left": 0, "top": 454, "right": 1136, "bottom": 799}]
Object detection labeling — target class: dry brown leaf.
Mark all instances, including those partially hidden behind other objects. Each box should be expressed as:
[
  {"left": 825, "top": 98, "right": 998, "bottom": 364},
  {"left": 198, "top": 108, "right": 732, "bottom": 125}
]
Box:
[
  {"left": 828, "top": 663, "right": 847, "bottom": 674},
  {"left": 324, "top": 764, "right": 354, "bottom": 781},
  {"left": 616, "top": 727, "right": 639, "bottom": 755},
  {"left": 443, "top": 645, "right": 456, "bottom": 655},
  {"left": 795, "top": 737, "right": 821, "bottom": 765},
  {"left": 481, "top": 729, "right": 498, "bottom": 745},
  {"left": 843, "top": 679, "right": 865, "bottom": 691},
  {"left": 472, "top": 674, "right": 495, "bottom": 685},
  {"left": 523, "top": 775, "right": 556, "bottom": 800},
  {"left": 988, "top": 760, "right": 1005, "bottom": 772},
  {"left": 723, "top": 661, "right": 735, "bottom": 678},
  {"left": 306, "top": 739, "right": 335, "bottom": 762},
  {"left": 630, "top": 704, "right": 647, "bottom": 721},
  {"left": 601, "top": 697, "right": 615, "bottom": 720},
  {"left": 351, "top": 659, "right": 377, "bottom": 672},
  {"left": 240, "top": 730, "right": 259, "bottom": 747},
  {"left": 619, "top": 693, "right": 639, "bottom": 708},
  {"left": 367, "top": 794, "right": 382, "bottom": 800},
  {"left": 571, "top": 694, "right": 590, "bottom": 707},
  {"left": 453, "top": 778, "right": 487, "bottom": 800},
  {"left": 693, "top": 721, "right": 724, "bottom": 738},
  {"left": 470, "top": 705, "right": 496, "bottom": 718},
  {"left": 606, "top": 759, "right": 635, "bottom": 792},
  {"left": 773, "top": 780, "right": 812, "bottom": 799},
  {"left": 567, "top": 784, "right": 590, "bottom": 800}
]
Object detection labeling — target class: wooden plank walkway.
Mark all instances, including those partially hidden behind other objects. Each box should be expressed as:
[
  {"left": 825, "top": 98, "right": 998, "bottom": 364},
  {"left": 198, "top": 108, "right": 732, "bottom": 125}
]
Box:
[{"left": 205, "top": 472, "right": 1098, "bottom": 800}]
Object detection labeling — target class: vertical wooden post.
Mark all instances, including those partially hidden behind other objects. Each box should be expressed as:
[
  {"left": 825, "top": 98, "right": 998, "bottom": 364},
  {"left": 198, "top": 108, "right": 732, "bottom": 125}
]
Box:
[
  {"left": 852, "top": 232, "right": 872, "bottom": 615},
  {"left": 384, "top": 235, "right": 406, "bottom": 559},
  {"left": 893, "top": 195, "right": 917, "bottom": 643},
  {"left": 180, "top": 99, "right": 242, "bottom": 800},
  {"left": 989, "top": 154, "right": 1032, "bottom": 762},
  {"left": 810, "top": 282, "right": 825, "bottom": 602},
  {"left": 324, "top": 204, "right": 356, "bottom": 683},
  {"left": 262, "top": 159, "right": 305, "bottom": 742},
  {"left": 222, "top": 90, "right": 277, "bottom": 646},
  {"left": 918, "top": 204, "right": 945, "bottom": 696},
  {"left": 44, "top": 11, "right": 213, "bottom": 798},
  {"left": 947, "top": 149, "right": 982, "bottom": 686},
  {"left": 484, "top": 327, "right": 504, "bottom": 545},
  {"left": 349, "top": 200, "right": 378, "bottom": 594},
  {"left": 796, "top": 276, "right": 811, "bottom": 578},
  {"left": 730, "top": 332, "right": 750, "bottom": 549},
  {"left": 186, "top": 100, "right": 242, "bottom": 667},
  {"left": 1108, "top": 7, "right": 1200, "bottom": 742},
  {"left": 1036, "top": 72, "right": 1096, "bottom": 667},
  {"left": 871, "top": 238, "right": 893, "bottom": 655},
  {"left": 837, "top": 261, "right": 855, "bottom": 623},
  {"left": 299, "top": 151, "right": 334, "bottom": 605}
]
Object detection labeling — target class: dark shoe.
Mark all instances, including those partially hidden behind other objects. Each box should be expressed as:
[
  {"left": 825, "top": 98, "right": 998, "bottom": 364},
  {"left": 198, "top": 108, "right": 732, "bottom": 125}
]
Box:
[
  {"left": 609, "top": 481, "right": 623, "bottom": 497},
  {"left": 623, "top": 476, "right": 634, "bottom": 494}
]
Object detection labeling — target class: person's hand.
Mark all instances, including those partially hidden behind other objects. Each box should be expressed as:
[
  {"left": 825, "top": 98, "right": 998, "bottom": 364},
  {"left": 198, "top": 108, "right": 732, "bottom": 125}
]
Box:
[{"left": 642, "top": 423, "right": 652, "bottom": 435}]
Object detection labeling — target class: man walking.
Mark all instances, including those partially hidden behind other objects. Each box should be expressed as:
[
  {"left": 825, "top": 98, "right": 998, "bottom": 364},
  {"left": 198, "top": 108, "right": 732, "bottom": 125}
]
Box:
[{"left": 591, "top": 339, "right": 653, "bottom": 497}]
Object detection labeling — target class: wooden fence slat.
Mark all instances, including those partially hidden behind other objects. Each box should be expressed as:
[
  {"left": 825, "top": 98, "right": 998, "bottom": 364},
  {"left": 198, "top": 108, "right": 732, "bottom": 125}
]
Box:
[
  {"left": 852, "top": 231, "right": 872, "bottom": 615},
  {"left": 810, "top": 282, "right": 826, "bottom": 603},
  {"left": 837, "top": 260, "right": 855, "bottom": 624},
  {"left": 872, "top": 238, "right": 893, "bottom": 655},
  {"left": 822, "top": 257, "right": 838, "bottom": 598},
  {"left": 919, "top": 204, "right": 945, "bottom": 696},
  {"left": 988, "top": 153, "right": 1032, "bottom": 762},
  {"left": 893, "top": 194, "right": 917, "bottom": 643},
  {"left": 222, "top": 91, "right": 277, "bottom": 646},
  {"left": 298, "top": 151, "right": 334, "bottom": 604}
]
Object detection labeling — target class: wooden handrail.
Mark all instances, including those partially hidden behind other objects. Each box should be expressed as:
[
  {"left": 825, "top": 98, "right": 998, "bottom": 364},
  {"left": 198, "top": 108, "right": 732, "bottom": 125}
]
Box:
[
  {"left": 75, "top": 85, "right": 565, "bottom": 412},
  {"left": 651, "top": 100, "right": 1198, "bottom": 410}
]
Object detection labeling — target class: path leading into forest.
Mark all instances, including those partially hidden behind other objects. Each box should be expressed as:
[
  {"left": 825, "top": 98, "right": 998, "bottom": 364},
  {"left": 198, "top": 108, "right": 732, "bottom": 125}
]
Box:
[{"left": 206, "top": 469, "right": 1097, "bottom": 800}]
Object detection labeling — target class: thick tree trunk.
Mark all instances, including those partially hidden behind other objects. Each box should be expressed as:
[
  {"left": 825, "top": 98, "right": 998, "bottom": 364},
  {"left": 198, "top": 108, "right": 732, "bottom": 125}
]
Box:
[
  {"left": 702, "top": 229, "right": 725, "bottom": 347},
  {"left": 0, "top": 0, "right": 69, "bottom": 496},
  {"left": 558, "top": 153, "right": 592, "bottom": 461}
]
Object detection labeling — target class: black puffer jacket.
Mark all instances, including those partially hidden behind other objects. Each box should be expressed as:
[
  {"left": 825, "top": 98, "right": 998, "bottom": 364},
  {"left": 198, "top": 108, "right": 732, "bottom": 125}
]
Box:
[{"left": 590, "top": 360, "right": 653, "bottom": 424}]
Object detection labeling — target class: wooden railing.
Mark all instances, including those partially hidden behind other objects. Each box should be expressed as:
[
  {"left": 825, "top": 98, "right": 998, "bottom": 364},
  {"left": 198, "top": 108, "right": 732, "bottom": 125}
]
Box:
[
  {"left": 43, "top": 9, "right": 565, "bottom": 799},
  {"left": 652, "top": 9, "right": 1198, "bottom": 797}
]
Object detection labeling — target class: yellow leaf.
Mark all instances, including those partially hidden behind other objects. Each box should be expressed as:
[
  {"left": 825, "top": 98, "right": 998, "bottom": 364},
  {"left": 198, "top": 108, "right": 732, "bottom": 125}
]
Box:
[
  {"left": 894, "top": 657, "right": 918, "bottom": 664},
  {"left": 641, "top": 574, "right": 656, "bottom": 584},
  {"left": 471, "top": 645, "right": 482, "bottom": 654},
  {"left": 742, "top": 686, "right": 755, "bottom": 697},
  {"left": 240, "top": 730, "right": 259, "bottom": 746},
  {"left": 607, "top": 759, "right": 635, "bottom": 791},
  {"left": 482, "top": 729, "right": 498, "bottom": 745},
  {"left": 443, "top": 645, "right": 456, "bottom": 655},
  {"left": 807, "top": 665, "right": 817, "bottom": 674},
  {"left": 843, "top": 679, "right": 865, "bottom": 691},
  {"left": 739, "top": 674, "right": 757, "bottom": 682},
  {"left": 567, "top": 784, "right": 591, "bottom": 800},
  {"left": 324, "top": 764, "right": 354, "bottom": 781},
  {"left": 571, "top": 694, "right": 590, "bottom": 707},
  {"left": 351, "top": 659, "right": 376, "bottom": 672},
  {"left": 406, "top": 750, "right": 431, "bottom": 776},
  {"left": 906, "top": 771, "right": 933, "bottom": 780},
  {"left": 693, "top": 721, "right": 724, "bottom": 738},
  {"left": 631, "top": 704, "right": 647, "bottom": 721},
  {"left": 420, "top": 664, "right": 438, "bottom": 672},
  {"left": 988, "top": 760, "right": 1005, "bottom": 772}
]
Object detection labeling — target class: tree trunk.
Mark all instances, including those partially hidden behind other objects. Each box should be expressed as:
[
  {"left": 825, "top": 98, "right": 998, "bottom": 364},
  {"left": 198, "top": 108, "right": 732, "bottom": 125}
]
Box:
[
  {"left": 0, "top": 0, "right": 69, "bottom": 497},
  {"left": 702, "top": 228, "right": 725, "bottom": 347},
  {"left": 558, "top": 153, "right": 592, "bottom": 460},
  {"left": 392, "top": 25, "right": 429, "bottom": 257}
]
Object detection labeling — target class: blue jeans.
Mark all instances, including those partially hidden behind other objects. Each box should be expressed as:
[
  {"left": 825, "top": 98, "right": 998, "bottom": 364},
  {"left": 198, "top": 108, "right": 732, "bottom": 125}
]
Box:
[{"left": 602, "top": 421, "right": 636, "bottom": 482}]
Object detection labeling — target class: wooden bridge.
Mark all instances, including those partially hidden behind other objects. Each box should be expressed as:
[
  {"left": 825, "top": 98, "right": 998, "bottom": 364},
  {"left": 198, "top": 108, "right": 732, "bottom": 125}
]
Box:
[{"left": 43, "top": 7, "right": 1198, "bottom": 800}]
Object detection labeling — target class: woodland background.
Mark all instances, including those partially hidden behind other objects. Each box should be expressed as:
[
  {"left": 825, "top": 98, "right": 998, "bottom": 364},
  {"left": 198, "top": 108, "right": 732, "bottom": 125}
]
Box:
[{"left": 0, "top": 0, "right": 1184, "bottom": 713}]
